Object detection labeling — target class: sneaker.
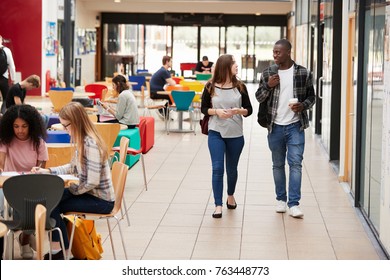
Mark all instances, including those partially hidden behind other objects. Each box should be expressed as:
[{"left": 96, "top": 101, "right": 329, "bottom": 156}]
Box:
[
  {"left": 44, "top": 250, "right": 65, "bottom": 260},
  {"left": 18, "top": 233, "right": 34, "bottom": 259},
  {"left": 275, "top": 200, "right": 287, "bottom": 213},
  {"left": 289, "top": 206, "right": 304, "bottom": 218}
]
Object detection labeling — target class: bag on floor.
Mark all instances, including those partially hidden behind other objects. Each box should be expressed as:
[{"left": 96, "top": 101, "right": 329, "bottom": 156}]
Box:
[{"left": 64, "top": 215, "right": 103, "bottom": 260}]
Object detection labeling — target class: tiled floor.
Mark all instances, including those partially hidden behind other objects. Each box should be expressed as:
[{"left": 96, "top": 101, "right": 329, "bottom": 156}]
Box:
[{"left": 9, "top": 85, "right": 387, "bottom": 260}]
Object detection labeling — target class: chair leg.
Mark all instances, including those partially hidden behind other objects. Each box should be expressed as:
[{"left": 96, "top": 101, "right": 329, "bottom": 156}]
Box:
[
  {"left": 140, "top": 154, "right": 148, "bottom": 191},
  {"left": 49, "top": 227, "right": 67, "bottom": 260},
  {"left": 106, "top": 219, "right": 117, "bottom": 260},
  {"left": 3, "top": 230, "right": 14, "bottom": 260},
  {"left": 67, "top": 214, "right": 77, "bottom": 260},
  {"left": 121, "top": 197, "right": 131, "bottom": 226},
  {"left": 113, "top": 215, "right": 128, "bottom": 260}
]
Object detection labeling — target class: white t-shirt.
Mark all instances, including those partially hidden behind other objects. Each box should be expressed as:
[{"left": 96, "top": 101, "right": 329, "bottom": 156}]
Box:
[{"left": 274, "top": 65, "right": 299, "bottom": 125}]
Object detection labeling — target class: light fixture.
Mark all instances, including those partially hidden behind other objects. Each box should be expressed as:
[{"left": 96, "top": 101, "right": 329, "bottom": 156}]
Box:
[{"left": 114, "top": 0, "right": 121, "bottom": 3}]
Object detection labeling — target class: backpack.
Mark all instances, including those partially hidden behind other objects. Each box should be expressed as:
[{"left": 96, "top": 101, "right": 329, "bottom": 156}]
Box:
[
  {"left": 0, "top": 47, "right": 8, "bottom": 75},
  {"left": 64, "top": 215, "right": 104, "bottom": 260},
  {"left": 257, "top": 98, "right": 269, "bottom": 128}
]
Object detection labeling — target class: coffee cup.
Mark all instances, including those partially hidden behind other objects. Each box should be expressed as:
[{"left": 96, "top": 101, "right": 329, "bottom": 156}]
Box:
[{"left": 289, "top": 98, "right": 298, "bottom": 105}]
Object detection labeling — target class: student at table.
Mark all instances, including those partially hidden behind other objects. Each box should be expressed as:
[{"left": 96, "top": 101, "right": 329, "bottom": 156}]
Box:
[
  {"left": 0, "top": 104, "right": 48, "bottom": 259},
  {"left": 99, "top": 74, "right": 139, "bottom": 129},
  {"left": 149, "top": 55, "right": 176, "bottom": 118},
  {"left": 195, "top": 56, "right": 214, "bottom": 74},
  {"left": 31, "top": 102, "right": 115, "bottom": 260}
]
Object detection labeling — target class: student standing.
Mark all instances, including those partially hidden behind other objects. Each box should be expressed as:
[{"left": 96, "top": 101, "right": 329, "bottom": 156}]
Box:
[
  {"left": 0, "top": 35, "right": 16, "bottom": 114},
  {"left": 200, "top": 54, "right": 252, "bottom": 218},
  {"left": 255, "top": 39, "right": 315, "bottom": 218},
  {"left": 31, "top": 102, "right": 115, "bottom": 259}
]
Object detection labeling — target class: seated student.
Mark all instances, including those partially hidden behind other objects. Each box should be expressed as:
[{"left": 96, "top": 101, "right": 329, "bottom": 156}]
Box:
[
  {"left": 149, "top": 55, "right": 176, "bottom": 118},
  {"left": 5, "top": 74, "right": 49, "bottom": 127},
  {"left": 195, "top": 56, "right": 214, "bottom": 74},
  {"left": 0, "top": 104, "right": 48, "bottom": 259},
  {"left": 31, "top": 102, "right": 115, "bottom": 260},
  {"left": 99, "top": 75, "right": 139, "bottom": 129},
  {"left": 5, "top": 75, "right": 40, "bottom": 109}
]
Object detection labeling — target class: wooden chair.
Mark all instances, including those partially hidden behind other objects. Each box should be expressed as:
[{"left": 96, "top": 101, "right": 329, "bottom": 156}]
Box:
[
  {"left": 48, "top": 90, "right": 73, "bottom": 113},
  {"left": 93, "top": 122, "right": 121, "bottom": 150},
  {"left": 66, "top": 161, "right": 129, "bottom": 260},
  {"left": 35, "top": 204, "right": 47, "bottom": 260}
]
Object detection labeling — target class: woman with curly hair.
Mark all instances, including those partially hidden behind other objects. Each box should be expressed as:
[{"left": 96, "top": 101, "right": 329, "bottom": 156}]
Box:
[{"left": 0, "top": 104, "right": 48, "bottom": 259}]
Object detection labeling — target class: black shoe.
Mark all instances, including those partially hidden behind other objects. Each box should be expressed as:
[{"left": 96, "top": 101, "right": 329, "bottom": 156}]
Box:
[
  {"left": 44, "top": 250, "right": 65, "bottom": 260},
  {"left": 226, "top": 199, "right": 237, "bottom": 209},
  {"left": 212, "top": 211, "right": 222, "bottom": 218}
]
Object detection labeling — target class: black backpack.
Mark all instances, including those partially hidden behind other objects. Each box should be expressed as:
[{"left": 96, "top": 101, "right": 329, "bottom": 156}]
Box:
[
  {"left": 257, "top": 98, "right": 269, "bottom": 128},
  {"left": 0, "top": 47, "right": 8, "bottom": 75}
]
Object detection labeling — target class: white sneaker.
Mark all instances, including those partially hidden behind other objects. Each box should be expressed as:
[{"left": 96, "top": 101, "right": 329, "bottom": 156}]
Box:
[
  {"left": 275, "top": 200, "right": 287, "bottom": 213},
  {"left": 18, "top": 233, "right": 34, "bottom": 259},
  {"left": 289, "top": 206, "right": 304, "bottom": 218}
]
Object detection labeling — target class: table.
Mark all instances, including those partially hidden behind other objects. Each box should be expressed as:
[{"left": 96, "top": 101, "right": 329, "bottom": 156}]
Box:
[
  {"left": 157, "top": 91, "right": 201, "bottom": 133},
  {"left": 45, "top": 92, "right": 95, "bottom": 98}
]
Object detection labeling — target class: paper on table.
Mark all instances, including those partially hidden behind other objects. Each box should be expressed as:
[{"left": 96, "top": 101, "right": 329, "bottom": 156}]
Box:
[
  {"left": 0, "top": 172, "right": 21, "bottom": 176},
  {"left": 58, "top": 174, "right": 79, "bottom": 181}
]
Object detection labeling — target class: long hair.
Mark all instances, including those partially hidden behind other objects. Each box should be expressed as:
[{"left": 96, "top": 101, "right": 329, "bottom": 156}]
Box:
[
  {"left": 59, "top": 102, "right": 108, "bottom": 164},
  {"left": 112, "top": 75, "right": 129, "bottom": 94},
  {"left": 0, "top": 104, "right": 46, "bottom": 151},
  {"left": 206, "top": 54, "right": 244, "bottom": 95}
]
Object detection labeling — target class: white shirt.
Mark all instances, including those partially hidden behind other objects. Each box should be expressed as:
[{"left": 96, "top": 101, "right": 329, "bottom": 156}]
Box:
[{"left": 274, "top": 65, "right": 299, "bottom": 125}]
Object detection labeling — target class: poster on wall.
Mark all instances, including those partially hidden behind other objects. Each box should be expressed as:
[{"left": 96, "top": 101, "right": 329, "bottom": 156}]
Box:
[
  {"left": 45, "top": 21, "right": 57, "bottom": 56},
  {"left": 76, "top": 29, "right": 96, "bottom": 55}
]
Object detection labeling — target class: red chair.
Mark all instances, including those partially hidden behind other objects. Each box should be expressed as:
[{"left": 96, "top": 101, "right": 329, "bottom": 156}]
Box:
[{"left": 84, "top": 84, "right": 108, "bottom": 103}]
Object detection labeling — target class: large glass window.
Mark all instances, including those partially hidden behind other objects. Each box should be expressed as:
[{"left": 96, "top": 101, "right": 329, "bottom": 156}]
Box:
[
  {"left": 172, "top": 26, "right": 198, "bottom": 75},
  {"left": 144, "top": 25, "right": 171, "bottom": 73},
  {"left": 200, "top": 27, "right": 220, "bottom": 65}
]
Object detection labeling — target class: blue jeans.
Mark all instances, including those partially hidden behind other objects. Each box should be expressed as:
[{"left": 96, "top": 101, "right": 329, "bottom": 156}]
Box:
[
  {"left": 267, "top": 122, "right": 305, "bottom": 208},
  {"left": 51, "top": 189, "right": 114, "bottom": 249},
  {"left": 208, "top": 130, "right": 244, "bottom": 206}
]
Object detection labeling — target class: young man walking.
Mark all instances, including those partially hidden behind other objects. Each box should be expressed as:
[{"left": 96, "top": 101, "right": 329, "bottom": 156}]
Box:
[{"left": 255, "top": 39, "right": 315, "bottom": 218}]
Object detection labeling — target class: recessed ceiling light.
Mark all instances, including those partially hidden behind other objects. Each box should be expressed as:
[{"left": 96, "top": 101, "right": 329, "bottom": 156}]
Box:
[{"left": 114, "top": 0, "right": 121, "bottom": 3}]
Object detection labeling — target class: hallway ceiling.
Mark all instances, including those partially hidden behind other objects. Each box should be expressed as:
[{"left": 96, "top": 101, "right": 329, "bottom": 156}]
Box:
[{"left": 78, "top": 0, "right": 293, "bottom": 15}]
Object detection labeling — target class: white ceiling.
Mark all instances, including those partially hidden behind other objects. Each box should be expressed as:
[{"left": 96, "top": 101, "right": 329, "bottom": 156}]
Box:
[{"left": 78, "top": 0, "right": 293, "bottom": 15}]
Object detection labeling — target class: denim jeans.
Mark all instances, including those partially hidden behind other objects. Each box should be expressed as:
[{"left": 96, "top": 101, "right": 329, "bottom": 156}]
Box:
[
  {"left": 267, "top": 122, "right": 305, "bottom": 208},
  {"left": 51, "top": 189, "right": 114, "bottom": 249},
  {"left": 208, "top": 130, "right": 244, "bottom": 206}
]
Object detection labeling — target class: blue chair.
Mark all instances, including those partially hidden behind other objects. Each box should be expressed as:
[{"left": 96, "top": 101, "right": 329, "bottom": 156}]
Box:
[
  {"left": 46, "top": 130, "right": 71, "bottom": 143},
  {"left": 168, "top": 90, "right": 196, "bottom": 134},
  {"left": 128, "top": 75, "right": 146, "bottom": 91},
  {"left": 136, "top": 69, "right": 149, "bottom": 74},
  {"left": 50, "top": 87, "right": 75, "bottom": 92},
  {"left": 129, "top": 76, "right": 147, "bottom": 107}
]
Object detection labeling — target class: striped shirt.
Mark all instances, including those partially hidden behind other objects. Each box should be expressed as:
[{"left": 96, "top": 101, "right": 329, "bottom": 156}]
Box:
[
  {"left": 49, "top": 136, "right": 115, "bottom": 202},
  {"left": 255, "top": 62, "right": 315, "bottom": 132}
]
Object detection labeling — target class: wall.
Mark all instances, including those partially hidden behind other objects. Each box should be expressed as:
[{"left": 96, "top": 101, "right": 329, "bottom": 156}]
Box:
[
  {"left": 0, "top": 0, "right": 42, "bottom": 95},
  {"left": 75, "top": 0, "right": 99, "bottom": 84}
]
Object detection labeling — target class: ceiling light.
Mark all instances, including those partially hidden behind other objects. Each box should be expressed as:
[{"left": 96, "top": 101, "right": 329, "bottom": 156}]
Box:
[{"left": 114, "top": 0, "right": 121, "bottom": 3}]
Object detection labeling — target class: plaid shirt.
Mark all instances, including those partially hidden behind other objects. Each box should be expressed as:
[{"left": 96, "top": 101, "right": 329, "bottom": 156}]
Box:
[
  {"left": 49, "top": 136, "right": 115, "bottom": 202},
  {"left": 255, "top": 62, "right": 315, "bottom": 132}
]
